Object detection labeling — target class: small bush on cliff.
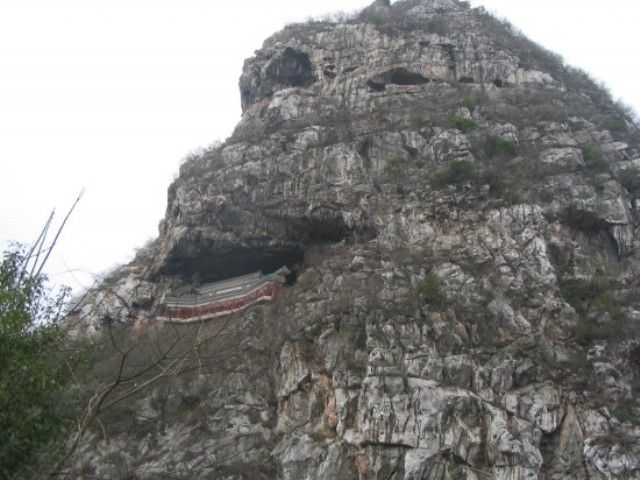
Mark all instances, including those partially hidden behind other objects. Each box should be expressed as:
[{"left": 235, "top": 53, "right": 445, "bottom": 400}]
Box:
[
  {"left": 417, "top": 272, "right": 446, "bottom": 307},
  {"left": 620, "top": 167, "right": 640, "bottom": 197},
  {"left": 450, "top": 113, "right": 477, "bottom": 132},
  {"left": 602, "top": 115, "right": 629, "bottom": 135},
  {"left": 560, "top": 278, "right": 611, "bottom": 316},
  {"left": 501, "top": 186, "right": 523, "bottom": 205},
  {"left": 482, "top": 171, "right": 522, "bottom": 204},
  {"left": 560, "top": 277, "right": 632, "bottom": 345},
  {"left": 482, "top": 135, "right": 519, "bottom": 159},
  {"left": 459, "top": 95, "right": 477, "bottom": 111},
  {"left": 425, "top": 16, "right": 448, "bottom": 35},
  {"left": 384, "top": 154, "right": 409, "bottom": 178},
  {"left": 580, "top": 142, "right": 607, "bottom": 171},
  {"left": 364, "top": 11, "right": 386, "bottom": 27},
  {"left": 518, "top": 50, "right": 534, "bottom": 68},
  {"left": 574, "top": 308, "right": 629, "bottom": 346},
  {"left": 613, "top": 397, "right": 640, "bottom": 426},
  {"left": 431, "top": 159, "right": 475, "bottom": 187}
]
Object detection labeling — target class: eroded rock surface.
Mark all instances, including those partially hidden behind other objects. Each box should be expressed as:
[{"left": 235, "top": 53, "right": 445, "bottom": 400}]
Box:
[{"left": 69, "top": 0, "right": 640, "bottom": 478}]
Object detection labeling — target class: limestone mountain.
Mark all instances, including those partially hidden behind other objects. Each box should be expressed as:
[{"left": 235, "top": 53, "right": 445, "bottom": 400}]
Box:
[{"left": 69, "top": 0, "right": 640, "bottom": 478}]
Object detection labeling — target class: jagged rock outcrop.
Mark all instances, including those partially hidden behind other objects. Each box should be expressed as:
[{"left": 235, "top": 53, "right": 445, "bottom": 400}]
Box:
[{"left": 69, "top": 0, "right": 640, "bottom": 478}]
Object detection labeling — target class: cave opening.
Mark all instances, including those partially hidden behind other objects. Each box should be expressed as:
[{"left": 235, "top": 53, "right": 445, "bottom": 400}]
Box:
[
  {"left": 265, "top": 47, "right": 317, "bottom": 89},
  {"left": 367, "top": 68, "right": 430, "bottom": 92},
  {"left": 563, "top": 207, "right": 611, "bottom": 233},
  {"left": 161, "top": 245, "right": 304, "bottom": 285},
  {"left": 158, "top": 216, "right": 377, "bottom": 289}
]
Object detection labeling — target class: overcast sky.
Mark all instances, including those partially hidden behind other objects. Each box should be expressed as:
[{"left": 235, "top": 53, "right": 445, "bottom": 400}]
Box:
[{"left": 1, "top": 0, "right": 638, "bottom": 292}]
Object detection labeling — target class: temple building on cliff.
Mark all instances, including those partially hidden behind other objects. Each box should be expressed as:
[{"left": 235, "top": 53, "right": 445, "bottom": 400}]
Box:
[{"left": 158, "top": 266, "right": 290, "bottom": 323}]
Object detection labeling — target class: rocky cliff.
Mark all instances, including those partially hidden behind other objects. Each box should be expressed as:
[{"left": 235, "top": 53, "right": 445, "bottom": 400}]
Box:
[{"left": 69, "top": 0, "right": 640, "bottom": 478}]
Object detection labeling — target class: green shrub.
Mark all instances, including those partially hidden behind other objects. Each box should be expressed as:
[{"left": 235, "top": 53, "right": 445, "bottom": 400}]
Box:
[
  {"left": 620, "top": 167, "right": 640, "bottom": 197},
  {"left": 366, "top": 12, "right": 386, "bottom": 26},
  {"left": 447, "top": 158, "right": 474, "bottom": 178},
  {"left": 560, "top": 278, "right": 610, "bottom": 316},
  {"left": 574, "top": 318, "right": 600, "bottom": 346},
  {"left": 256, "top": 83, "right": 272, "bottom": 98},
  {"left": 482, "top": 135, "right": 519, "bottom": 159},
  {"left": 482, "top": 170, "right": 503, "bottom": 193},
  {"left": 561, "top": 277, "right": 631, "bottom": 345},
  {"left": 518, "top": 50, "right": 533, "bottom": 68},
  {"left": 602, "top": 115, "right": 629, "bottom": 135},
  {"left": 581, "top": 142, "right": 607, "bottom": 171},
  {"left": 610, "top": 306, "right": 630, "bottom": 325},
  {"left": 501, "top": 186, "right": 523, "bottom": 205},
  {"left": 417, "top": 272, "right": 446, "bottom": 307},
  {"left": 450, "top": 113, "right": 477, "bottom": 132},
  {"left": 460, "top": 95, "right": 476, "bottom": 111},
  {"left": 431, "top": 159, "right": 475, "bottom": 187},
  {"left": 613, "top": 398, "right": 639, "bottom": 425},
  {"left": 574, "top": 308, "right": 628, "bottom": 346},
  {"left": 482, "top": 171, "right": 522, "bottom": 204},
  {"left": 538, "top": 188, "right": 555, "bottom": 203},
  {"left": 384, "top": 154, "right": 409, "bottom": 178},
  {"left": 425, "top": 17, "right": 448, "bottom": 35}
]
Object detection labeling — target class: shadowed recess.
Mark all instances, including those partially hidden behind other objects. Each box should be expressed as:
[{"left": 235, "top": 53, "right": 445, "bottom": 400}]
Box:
[
  {"left": 156, "top": 214, "right": 377, "bottom": 284},
  {"left": 367, "top": 68, "right": 430, "bottom": 91},
  {"left": 266, "top": 47, "right": 317, "bottom": 88},
  {"left": 160, "top": 244, "right": 304, "bottom": 284}
]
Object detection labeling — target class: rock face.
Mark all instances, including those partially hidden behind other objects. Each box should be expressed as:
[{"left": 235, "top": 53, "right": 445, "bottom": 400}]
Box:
[{"left": 69, "top": 0, "right": 640, "bottom": 478}]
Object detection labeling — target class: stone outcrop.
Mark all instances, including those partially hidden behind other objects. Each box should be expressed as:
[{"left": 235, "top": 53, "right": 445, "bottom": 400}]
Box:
[{"left": 69, "top": 0, "right": 640, "bottom": 478}]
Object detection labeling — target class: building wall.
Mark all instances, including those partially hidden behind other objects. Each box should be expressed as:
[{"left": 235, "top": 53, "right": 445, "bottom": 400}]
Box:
[{"left": 159, "top": 282, "right": 277, "bottom": 323}]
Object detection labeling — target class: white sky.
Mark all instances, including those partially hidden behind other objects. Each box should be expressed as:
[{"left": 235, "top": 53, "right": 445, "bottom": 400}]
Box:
[{"left": 1, "top": 0, "right": 638, "bottom": 292}]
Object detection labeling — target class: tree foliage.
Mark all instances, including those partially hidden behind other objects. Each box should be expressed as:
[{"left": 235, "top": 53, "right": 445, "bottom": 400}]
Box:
[{"left": 0, "top": 244, "right": 77, "bottom": 478}]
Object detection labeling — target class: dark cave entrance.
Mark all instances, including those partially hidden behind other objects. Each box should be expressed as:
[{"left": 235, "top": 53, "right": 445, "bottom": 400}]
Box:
[
  {"left": 266, "top": 47, "right": 317, "bottom": 89},
  {"left": 161, "top": 245, "right": 304, "bottom": 285},
  {"left": 157, "top": 216, "right": 377, "bottom": 288},
  {"left": 367, "top": 68, "right": 430, "bottom": 92}
]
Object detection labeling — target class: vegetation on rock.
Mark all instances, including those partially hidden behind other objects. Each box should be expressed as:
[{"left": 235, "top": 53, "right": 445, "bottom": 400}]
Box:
[
  {"left": 449, "top": 113, "right": 477, "bottom": 132},
  {"left": 431, "top": 159, "right": 475, "bottom": 186},
  {"left": 416, "top": 272, "right": 446, "bottom": 307},
  {"left": 580, "top": 142, "right": 606, "bottom": 171}
]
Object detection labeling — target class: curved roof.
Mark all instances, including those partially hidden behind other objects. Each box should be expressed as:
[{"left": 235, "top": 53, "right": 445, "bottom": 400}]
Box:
[{"left": 163, "top": 266, "right": 290, "bottom": 306}]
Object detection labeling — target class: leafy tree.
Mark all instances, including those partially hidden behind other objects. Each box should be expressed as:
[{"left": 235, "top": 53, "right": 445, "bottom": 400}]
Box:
[
  {"left": 0, "top": 195, "right": 236, "bottom": 477},
  {"left": 0, "top": 244, "right": 77, "bottom": 478}
]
